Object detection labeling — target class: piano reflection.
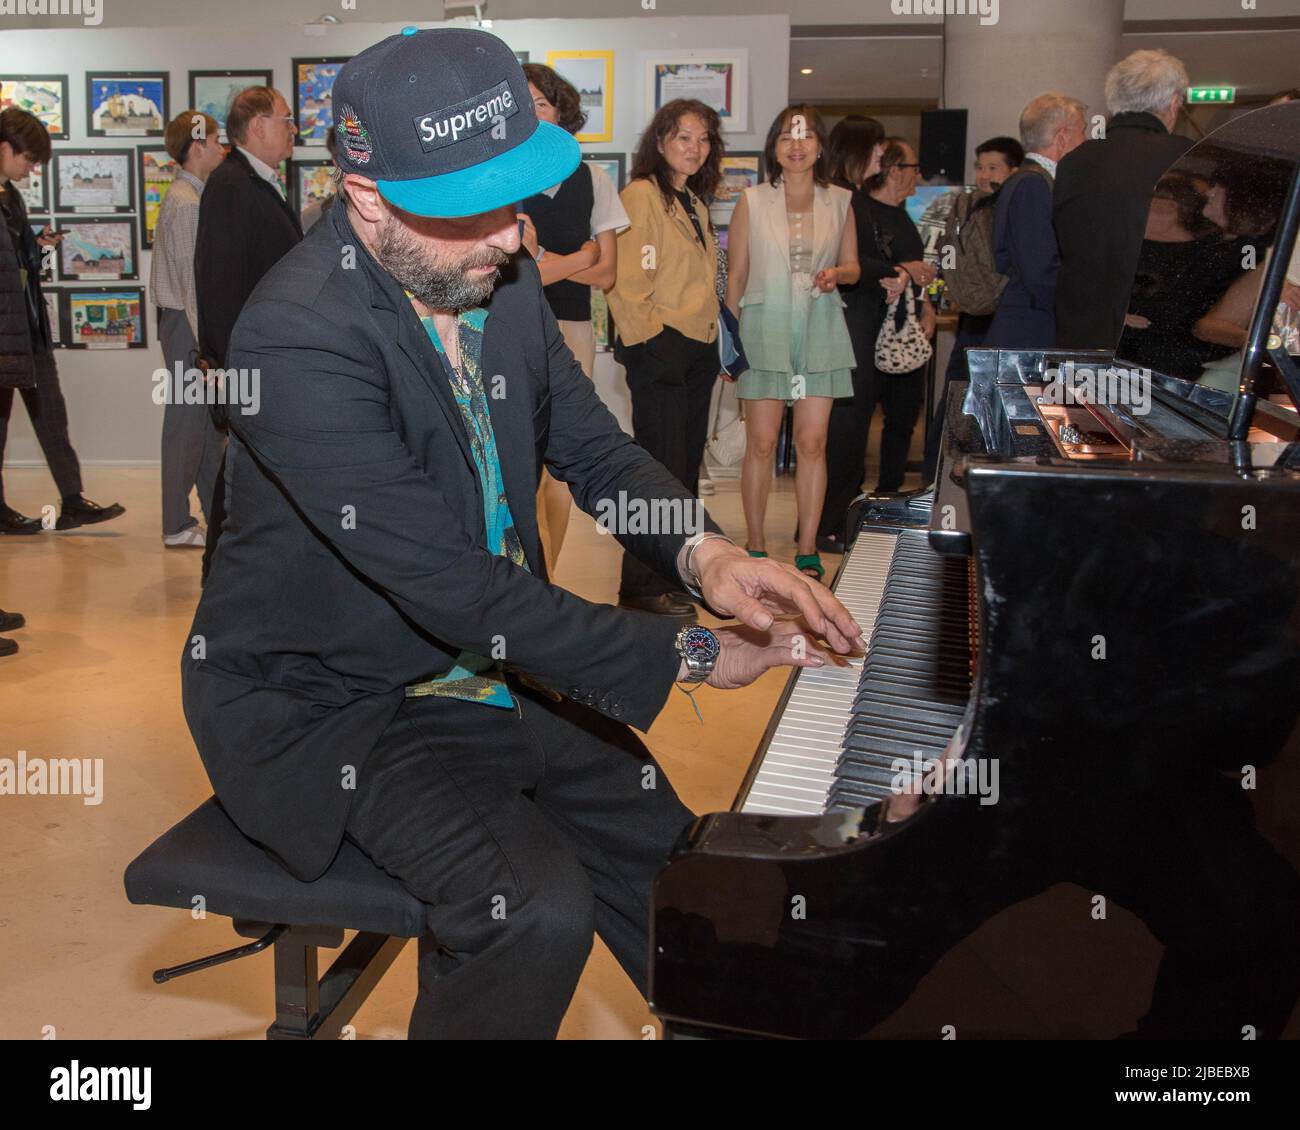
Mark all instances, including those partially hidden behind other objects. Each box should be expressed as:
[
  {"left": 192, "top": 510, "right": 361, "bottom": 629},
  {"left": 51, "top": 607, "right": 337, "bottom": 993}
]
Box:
[{"left": 650, "top": 102, "right": 1300, "bottom": 1040}]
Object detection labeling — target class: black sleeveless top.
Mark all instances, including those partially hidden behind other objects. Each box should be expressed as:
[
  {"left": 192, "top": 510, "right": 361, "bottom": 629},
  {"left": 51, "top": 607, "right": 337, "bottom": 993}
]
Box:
[{"left": 522, "top": 162, "right": 595, "bottom": 322}]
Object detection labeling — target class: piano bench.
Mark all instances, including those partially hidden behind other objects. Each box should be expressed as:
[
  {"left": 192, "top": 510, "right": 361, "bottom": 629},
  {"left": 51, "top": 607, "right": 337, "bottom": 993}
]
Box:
[{"left": 123, "top": 797, "right": 424, "bottom": 1040}]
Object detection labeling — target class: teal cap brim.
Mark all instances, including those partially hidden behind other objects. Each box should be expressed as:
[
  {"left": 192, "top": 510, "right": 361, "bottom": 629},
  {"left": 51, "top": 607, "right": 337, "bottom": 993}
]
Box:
[{"left": 375, "top": 120, "right": 581, "bottom": 218}]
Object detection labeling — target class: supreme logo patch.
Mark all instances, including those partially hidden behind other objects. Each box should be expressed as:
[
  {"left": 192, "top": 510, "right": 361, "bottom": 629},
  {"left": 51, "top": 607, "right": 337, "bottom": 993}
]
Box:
[{"left": 412, "top": 79, "right": 518, "bottom": 153}]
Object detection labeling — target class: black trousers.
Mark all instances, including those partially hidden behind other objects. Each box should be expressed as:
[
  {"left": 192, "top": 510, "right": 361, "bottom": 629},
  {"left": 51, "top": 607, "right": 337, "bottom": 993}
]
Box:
[
  {"left": 819, "top": 363, "right": 924, "bottom": 538},
  {"left": 0, "top": 350, "right": 83, "bottom": 507},
  {"left": 342, "top": 679, "right": 695, "bottom": 1039},
  {"left": 616, "top": 326, "right": 717, "bottom": 599}
]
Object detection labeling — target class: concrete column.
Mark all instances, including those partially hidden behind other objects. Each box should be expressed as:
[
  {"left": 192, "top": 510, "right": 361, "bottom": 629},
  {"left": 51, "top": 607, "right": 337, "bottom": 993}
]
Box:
[{"left": 943, "top": 0, "right": 1125, "bottom": 182}]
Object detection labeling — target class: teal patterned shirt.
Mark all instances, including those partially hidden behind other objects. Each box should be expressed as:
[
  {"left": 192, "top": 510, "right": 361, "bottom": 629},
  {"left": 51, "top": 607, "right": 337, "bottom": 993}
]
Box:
[{"left": 405, "top": 306, "right": 527, "bottom": 709}]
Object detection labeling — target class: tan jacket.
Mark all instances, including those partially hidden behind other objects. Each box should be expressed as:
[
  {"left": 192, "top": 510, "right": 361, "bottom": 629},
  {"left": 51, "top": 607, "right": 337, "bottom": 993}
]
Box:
[{"left": 606, "top": 177, "right": 718, "bottom": 347}]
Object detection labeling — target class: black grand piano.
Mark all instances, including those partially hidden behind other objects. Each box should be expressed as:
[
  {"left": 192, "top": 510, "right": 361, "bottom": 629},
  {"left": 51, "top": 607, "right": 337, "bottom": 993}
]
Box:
[{"left": 650, "top": 103, "right": 1300, "bottom": 1040}]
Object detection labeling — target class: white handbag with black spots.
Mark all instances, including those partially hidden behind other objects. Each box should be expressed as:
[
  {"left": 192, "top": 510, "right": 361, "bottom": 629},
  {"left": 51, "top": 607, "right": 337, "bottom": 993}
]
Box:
[{"left": 875, "top": 284, "right": 933, "bottom": 375}]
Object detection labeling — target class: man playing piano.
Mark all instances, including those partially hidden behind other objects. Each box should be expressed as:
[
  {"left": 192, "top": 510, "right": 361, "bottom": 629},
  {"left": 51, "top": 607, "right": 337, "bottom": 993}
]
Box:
[{"left": 180, "top": 26, "right": 864, "bottom": 1040}]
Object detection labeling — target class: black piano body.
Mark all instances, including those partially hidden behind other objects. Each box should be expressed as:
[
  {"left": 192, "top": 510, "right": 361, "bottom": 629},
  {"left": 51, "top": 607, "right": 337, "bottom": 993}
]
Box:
[{"left": 649, "top": 103, "right": 1300, "bottom": 1040}]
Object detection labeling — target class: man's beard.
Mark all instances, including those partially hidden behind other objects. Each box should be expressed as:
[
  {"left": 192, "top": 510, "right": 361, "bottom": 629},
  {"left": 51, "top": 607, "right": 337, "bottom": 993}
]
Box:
[{"left": 373, "top": 214, "right": 510, "bottom": 311}]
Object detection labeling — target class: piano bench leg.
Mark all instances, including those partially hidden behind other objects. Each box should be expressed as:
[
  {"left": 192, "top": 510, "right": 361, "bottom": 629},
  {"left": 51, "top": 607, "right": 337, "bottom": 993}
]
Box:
[{"left": 266, "top": 929, "right": 409, "bottom": 1041}]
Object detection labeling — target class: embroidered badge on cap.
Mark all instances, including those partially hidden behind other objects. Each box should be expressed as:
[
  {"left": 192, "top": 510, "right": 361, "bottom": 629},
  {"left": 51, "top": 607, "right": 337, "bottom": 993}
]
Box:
[
  {"left": 412, "top": 79, "right": 518, "bottom": 153},
  {"left": 336, "top": 103, "right": 373, "bottom": 165}
]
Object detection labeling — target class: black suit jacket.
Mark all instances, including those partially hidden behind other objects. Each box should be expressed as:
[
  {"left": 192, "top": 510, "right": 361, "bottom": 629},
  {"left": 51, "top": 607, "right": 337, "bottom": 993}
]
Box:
[
  {"left": 195, "top": 147, "right": 302, "bottom": 368},
  {"left": 181, "top": 201, "right": 721, "bottom": 881},
  {"left": 1052, "top": 112, "right": 1193, "bottom": 350}
]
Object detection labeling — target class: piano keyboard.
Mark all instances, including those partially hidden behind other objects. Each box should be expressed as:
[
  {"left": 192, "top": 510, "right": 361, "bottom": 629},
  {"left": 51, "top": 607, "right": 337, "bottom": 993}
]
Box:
[
  {"left": 738, "top": 526, "right": 974, "bottom": 817},
  {"left": 738, "top": 528, "right": 897, "bottom": 815}
]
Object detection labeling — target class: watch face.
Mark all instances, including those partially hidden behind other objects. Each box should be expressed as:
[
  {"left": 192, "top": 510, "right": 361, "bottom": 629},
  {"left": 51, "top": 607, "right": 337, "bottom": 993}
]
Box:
[{"left": 681, "top": 626, "right": 720, "bottom": 664}]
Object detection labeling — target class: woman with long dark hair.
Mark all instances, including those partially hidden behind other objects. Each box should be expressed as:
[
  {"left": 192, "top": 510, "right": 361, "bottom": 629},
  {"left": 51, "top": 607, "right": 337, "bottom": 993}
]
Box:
[
  {"left": 605, "top": 99, "right": 723, "bottom": 617},
  {"left": 517, "top": 63, "right": 629, "bottom": 578},
  {"left": 725, "top": 105, "right": 860, "bottom": 582}
]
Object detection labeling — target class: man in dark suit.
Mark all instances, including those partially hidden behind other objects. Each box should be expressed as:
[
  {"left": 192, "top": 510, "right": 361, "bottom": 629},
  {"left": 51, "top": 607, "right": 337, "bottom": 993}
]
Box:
[
  {"left": 984, "top": 93, "right": 1087, "bottom": 351},
  {"left": 181, "top": 27, "right": 864, "bottom": 1040},
  {"left": 1054, "top": 50, "right": 1194, "bottom": 350},
  {"left": 194, "top": 85, "right": 301, "bottom": 582}
]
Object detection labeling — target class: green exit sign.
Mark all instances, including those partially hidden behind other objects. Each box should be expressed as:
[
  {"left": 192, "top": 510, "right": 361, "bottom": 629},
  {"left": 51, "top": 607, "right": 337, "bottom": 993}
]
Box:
[{"left": 1188, "top": 87, "right": 1236, "bottom": 104}]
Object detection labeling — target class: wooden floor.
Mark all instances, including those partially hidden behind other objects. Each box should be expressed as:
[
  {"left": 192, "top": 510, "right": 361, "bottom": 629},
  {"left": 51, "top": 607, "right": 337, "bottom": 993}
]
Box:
[{"left": 0, "top": 442, "right": 916, "bottom": 1041}]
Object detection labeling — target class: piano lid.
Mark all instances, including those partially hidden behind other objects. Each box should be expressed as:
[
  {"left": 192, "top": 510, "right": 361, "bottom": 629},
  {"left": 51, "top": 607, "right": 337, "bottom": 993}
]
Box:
[{"left": 1115, "top": 102, "right": 1300, "bottom": 427}]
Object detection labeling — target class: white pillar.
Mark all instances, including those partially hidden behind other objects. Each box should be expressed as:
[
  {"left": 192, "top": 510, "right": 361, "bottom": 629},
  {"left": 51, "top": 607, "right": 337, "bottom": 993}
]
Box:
[{"left": 943, "top": 0, "right": 1125, "bottom": 182}]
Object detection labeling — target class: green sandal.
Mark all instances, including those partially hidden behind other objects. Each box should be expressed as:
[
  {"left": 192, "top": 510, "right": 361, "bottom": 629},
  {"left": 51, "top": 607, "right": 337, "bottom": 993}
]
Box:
[
  {"left": 795, "top": 553, "right": 825, "bottom": 581},
  {"left": 747, "top": 548, "right": 768, "bottom": 558}
]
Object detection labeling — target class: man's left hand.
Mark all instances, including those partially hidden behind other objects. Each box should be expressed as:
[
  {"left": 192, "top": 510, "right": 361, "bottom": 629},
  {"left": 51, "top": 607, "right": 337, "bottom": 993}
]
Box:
[{"left": 692, "top": 539, "right": 865, "bottom": 656}]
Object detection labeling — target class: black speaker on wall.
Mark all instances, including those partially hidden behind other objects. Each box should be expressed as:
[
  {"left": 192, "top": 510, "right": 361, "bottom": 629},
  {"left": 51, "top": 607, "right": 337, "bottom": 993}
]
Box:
[{"left": 920, "top": 109, "right": 968, "bottom": 184}]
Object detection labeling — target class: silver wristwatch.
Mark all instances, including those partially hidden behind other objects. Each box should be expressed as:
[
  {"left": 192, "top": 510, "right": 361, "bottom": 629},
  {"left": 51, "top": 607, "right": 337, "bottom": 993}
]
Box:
[{"left": 675, "top": 625, "right": 721, "bottom": 684}]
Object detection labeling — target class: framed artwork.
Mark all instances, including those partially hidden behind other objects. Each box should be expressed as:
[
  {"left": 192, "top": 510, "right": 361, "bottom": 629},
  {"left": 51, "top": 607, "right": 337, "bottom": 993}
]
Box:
[
  {"left": 547, "top": 51, "right": 614, "bottom": 144},
  {"left": 86, "top": 72, "right": 168, "bottom": 138},
  {"left": 188, "top": 69, "right": 274, "bottom": 142},
  {"left": 293, "top": 57, "right": 348, "bottom": 146},
  {"left": 43, "top": 291, "right": 63, "bottom": 348},
  {"left": 16, "top": 165, "right": 48, "bottom": 213},
  {"left": 644, "top": 50, "right": 749, "bottom": 133},
  {"left": 52, "top": 149, "right": 135, "bottom": 213},
  {"left": 710, "top": 150, "right": 763, "bottom": 229},
  {"left": 293, "top": 158, "right": 337, "bottom": 230},
  {"left": 584, "top": 153, "right": 625, "bottom": 191},
  {"left": 64, "top": 286, "right": 147, "bottom": 349},
  {"left": 29, "top": 222, "right": 54, "bottom": 283},
  {"left": 138, "top": 147, "right": 178, "bottom": 250},
  {"left": 54, "top": 217, "right": 139, "bottom": 282},
  {"left": 1, "top": 75, "right": 69, "bottom": 140}
]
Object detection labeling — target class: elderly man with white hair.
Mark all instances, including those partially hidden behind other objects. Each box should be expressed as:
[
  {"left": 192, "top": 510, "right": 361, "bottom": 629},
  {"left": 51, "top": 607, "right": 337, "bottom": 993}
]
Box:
[
  {"left": 1053, "top": 49, "right": 1194, "bottom": 350},
  {"left": 983, "top": 92, "right": 1087, "bottom": 351}
]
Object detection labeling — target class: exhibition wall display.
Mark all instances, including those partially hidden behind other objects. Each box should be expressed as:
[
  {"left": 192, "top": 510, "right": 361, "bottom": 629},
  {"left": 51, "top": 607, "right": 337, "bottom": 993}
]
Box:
[{"left": 0, "top": 14, "right": 790, "bottom": 463}]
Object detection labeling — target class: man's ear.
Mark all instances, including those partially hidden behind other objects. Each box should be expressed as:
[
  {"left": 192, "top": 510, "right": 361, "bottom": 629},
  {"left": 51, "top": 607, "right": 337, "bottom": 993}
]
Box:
[{"left": 341, "top": 174, "right": 385, "bottom": 224}]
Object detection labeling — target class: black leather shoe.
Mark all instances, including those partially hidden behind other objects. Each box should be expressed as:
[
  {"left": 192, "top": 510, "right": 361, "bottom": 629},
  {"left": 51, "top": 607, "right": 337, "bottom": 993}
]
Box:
[
  {"left": 816, "top": 533, "right": 847, "bottom": 555},
  {"left": 55, "top": 496, "right": 126, "bottom": 530},
  {"left": 618, "top": 593, "right": 698, "bottom": 619},
  {"left": 0, "top": 507, "right": 42, "bottom": 535},
  {"left": 0, "top": 610, "right": 24, "bottom": 632},
  {"left": 0, "top": 637, "right": 16, "bottom": 657}
]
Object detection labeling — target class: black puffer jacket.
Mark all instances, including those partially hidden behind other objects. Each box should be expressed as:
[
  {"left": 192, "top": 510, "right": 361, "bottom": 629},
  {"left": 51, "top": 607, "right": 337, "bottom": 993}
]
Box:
[{"left": 0, "top": 181, "right": 51, "bottom": 390}]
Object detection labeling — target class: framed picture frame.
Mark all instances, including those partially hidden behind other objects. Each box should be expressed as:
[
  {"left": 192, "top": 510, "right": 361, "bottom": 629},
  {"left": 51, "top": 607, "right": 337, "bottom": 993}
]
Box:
[
  {"left": 1, "top": 75, "right": 69, "bottom": 140},
  {"left": 137, "top": 146, "right": 178, "bottom": 250},
  {"left": 710, "top": 150, "right": 764, "bottom": 230},
  {"left": 292, "top": 158, "right": 338, "bottom": 231},
  {"left": 293, "top": 57, "right": 348, "bottom": 146},
  {"left": 86, "top": 72, "right": 168, "bottom": 138},
  {"left": 52, "top": 149, "right": 136, "bottom": 214},
  {"left": 188, "top": 69, "right": 274, "bottom": 143},
  {"left": 644, "top": 50, "right": 749, "bottom": 133},
  {"left": 63, "top": 286, "right": 147, "bottom": 349},
  {"left": 16, "top": 165, "right": 48, "bottom": 213},
  {"left": 547, "top": 50, "right": 614, "bottom": 144},
  {"left": 590, "top": 285, "right": 613, "bottom": 353},
  {"left": 54, "top": 216, "right": 139, "bottom": 282},
  {"left": 43, "top": 291, "right": 64, "bottom": 348},
  {"left": 584, "top": 152, "right": 625, "bottom": 191}
]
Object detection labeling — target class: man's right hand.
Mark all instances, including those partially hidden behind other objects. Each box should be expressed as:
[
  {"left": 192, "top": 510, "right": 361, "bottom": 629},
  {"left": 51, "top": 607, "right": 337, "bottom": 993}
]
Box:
[{"left": 676, "top": 618, "right": 845, "bottom": 691}]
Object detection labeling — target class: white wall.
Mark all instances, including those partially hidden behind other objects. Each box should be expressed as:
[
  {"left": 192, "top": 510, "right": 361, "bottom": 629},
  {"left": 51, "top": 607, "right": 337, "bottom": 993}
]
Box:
[{"left": 1, "top": 14, "right": 789, "bottom": 465}]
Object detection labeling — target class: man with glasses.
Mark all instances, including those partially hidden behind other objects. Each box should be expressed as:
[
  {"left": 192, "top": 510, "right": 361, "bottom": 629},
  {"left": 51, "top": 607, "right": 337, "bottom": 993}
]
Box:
[
  {"left": 194, "top": 86, "right": 302, "bottom": 582},
  {"left": 985, "top": 92, "right": 1087, "bottom": 351}
]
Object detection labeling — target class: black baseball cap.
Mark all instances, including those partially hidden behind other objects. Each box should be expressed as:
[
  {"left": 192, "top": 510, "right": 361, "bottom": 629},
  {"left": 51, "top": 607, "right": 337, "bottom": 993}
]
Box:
[{"left": 331, "top": 25, "right": 579, "bottom": 218}]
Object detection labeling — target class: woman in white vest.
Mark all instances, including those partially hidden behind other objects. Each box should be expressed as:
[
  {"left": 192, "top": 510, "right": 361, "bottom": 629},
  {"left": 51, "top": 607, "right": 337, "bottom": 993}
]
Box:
[{"left": 725, "top": 105, "right": 859, "bottom": 581}]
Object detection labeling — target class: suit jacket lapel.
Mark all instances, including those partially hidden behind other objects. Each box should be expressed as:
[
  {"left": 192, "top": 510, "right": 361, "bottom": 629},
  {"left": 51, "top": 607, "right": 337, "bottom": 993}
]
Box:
[{"left": 764, "top": 183, "right": 792, "bottom": 274}]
